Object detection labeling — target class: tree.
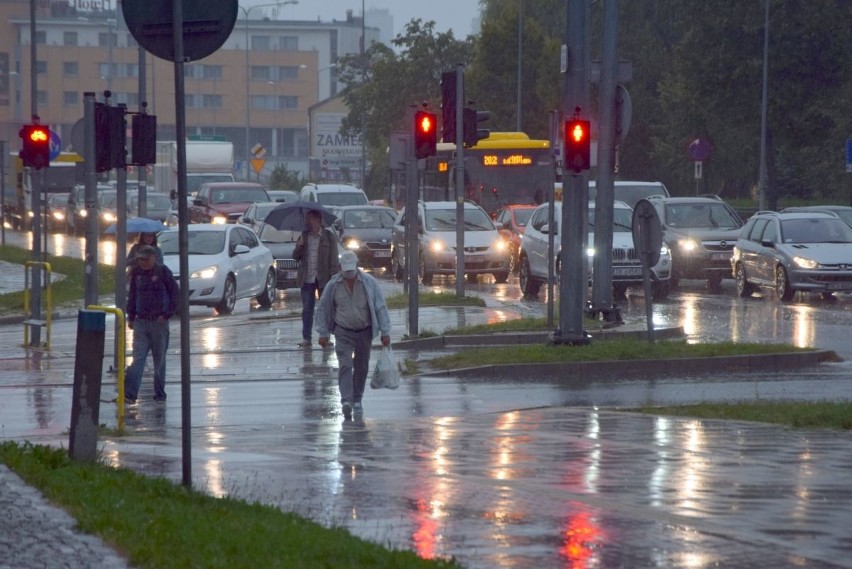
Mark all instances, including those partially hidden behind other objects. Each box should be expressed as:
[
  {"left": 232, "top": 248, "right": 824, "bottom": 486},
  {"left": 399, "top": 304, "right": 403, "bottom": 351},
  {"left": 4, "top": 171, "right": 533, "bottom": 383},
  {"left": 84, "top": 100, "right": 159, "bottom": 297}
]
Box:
[{"left": 267, "top": 163, "right": 304, "bottom": 191}]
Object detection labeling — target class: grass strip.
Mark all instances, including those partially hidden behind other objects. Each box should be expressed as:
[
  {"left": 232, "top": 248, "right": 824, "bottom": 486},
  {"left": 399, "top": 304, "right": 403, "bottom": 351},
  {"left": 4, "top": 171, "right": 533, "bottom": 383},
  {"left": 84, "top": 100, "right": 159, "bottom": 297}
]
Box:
[
  {"left": 0, "top": 442, "right": 461, "bottom": 569},
  {"left": 633, "top": 401, "right": 852, "bottom": 430},
  {"left": 426, "top": 338, "right": 813, "bottom": 370},
  {"left": 386, "top": 291, "right": 485, "bottom": 309}
]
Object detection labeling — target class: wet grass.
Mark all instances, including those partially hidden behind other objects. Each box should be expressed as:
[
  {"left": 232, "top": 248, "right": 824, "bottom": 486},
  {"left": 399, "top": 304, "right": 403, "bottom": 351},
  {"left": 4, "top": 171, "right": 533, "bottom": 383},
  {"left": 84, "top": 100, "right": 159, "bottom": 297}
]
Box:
[
  {"left": 386, "top": 291, "right": 485, "bottom": 309},
  {"left": 0, "top": 442, "right": 462, "bottom": 569},
  {"left": 0, "top": 245, "right": 115, "bottom": 315},
  {"left": 425, "top": 338, "right": 813, "bottom": 370},
  {"left": 634, "top": 402, "right": 852, "bottom": 430}
]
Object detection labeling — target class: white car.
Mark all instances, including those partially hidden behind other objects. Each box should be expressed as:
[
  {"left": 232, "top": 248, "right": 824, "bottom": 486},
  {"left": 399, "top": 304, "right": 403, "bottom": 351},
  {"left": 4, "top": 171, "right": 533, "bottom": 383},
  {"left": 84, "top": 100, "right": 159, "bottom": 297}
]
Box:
[
  {"left": 158, "top": 224, "right": 277, "bottom": 315},
  {"left": 518, "top": 200, "right": 672, "bottom": 300}
]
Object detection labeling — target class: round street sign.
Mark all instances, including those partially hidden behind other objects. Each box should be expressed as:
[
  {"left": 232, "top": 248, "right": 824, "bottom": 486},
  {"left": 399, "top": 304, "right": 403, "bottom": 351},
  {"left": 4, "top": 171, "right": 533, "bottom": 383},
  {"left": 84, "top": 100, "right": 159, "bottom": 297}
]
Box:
[
  {"left": 122, "top": 0, "right": 238, "bottom": 62},
  {"left": 688, "top": 138, "right": 712, "bottom": 162},
  {"left": 48, "top": 130, "right": 61, "bottom": 161}
]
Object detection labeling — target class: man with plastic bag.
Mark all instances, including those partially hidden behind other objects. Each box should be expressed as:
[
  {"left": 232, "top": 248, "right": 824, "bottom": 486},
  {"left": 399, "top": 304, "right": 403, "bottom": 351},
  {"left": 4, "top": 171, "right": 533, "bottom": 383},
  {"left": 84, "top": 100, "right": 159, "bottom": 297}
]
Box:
[{"left": 316, "top": 251, "right": 392, "bottom": 419}]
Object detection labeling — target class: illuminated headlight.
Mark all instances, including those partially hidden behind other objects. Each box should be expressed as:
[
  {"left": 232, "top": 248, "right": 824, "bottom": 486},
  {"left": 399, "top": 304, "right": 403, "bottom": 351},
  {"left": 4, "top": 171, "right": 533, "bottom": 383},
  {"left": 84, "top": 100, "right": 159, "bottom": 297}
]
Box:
[
  {"left": 678, "top": 238, "right": 699, "bottom": 252},
  {"left": 493, "top": 239, "right": 507, "bottom": 252},
  {"left": 586, "top": 246, "right": 596, "bottom": 258},
  {"left": 79, "top": 210, "right": 88, "bottom": 218},
  {"left": 101, "top": 211, "right": 117, "bottom": 223},
  {"left": 660, "top": 243, "right": 670, "bottom": 256},
  {"left": 211, "top": 215, "right": 227, "bottom": 225},
  {"left": 793, "top": 256, "right": 819, "bottom": 269},
  {"left": 345, "top": 239, "right": 361, "bottom": 250},
  {"left": 429, "top": 240, "right": 446, "bottom": 253},
  {"left": 190, "top": 265, "right": 217, "bottom": 280},
  {"left": 52, "top": 211, "right": 65, "bottom": 221},
  {"left": 28, "top": 211, "right": 34, "bottom": 218}
]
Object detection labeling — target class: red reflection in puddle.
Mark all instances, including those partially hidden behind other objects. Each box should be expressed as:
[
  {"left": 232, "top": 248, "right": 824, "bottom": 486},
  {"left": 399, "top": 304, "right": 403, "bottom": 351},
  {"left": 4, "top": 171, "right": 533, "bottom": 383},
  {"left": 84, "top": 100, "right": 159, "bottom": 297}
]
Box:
[{"left": 559, "top": 510, "right": 604, "bottom": 568}]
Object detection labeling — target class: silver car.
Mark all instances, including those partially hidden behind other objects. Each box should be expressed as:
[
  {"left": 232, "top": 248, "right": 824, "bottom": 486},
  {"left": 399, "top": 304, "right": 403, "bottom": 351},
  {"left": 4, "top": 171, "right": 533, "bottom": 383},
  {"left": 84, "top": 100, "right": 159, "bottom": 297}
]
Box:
[{"left": 731, "top": 210, "right": 852, "bottom": 301}]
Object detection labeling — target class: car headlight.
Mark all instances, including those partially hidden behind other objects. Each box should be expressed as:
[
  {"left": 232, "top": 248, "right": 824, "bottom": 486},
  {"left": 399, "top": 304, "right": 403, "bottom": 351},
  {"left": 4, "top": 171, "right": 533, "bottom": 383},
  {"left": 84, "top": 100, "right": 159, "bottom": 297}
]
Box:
[
  {"left": 101, "top": 211, "right": 117, "bottom": 223},
  {"left": 211, "top": 215, "right": 227, "bottom": 225},
  {"left": 678, "top": 238, "right": 699, "bottom": 252},
  {"left": 660, "top": 243, "right": 670, "bottom": 256},
  {"left": 793, "top": 256, "right": 819, "bottom": 269},
  {"left": 190, "top": 265, "right": 218, "bottom": 280},
  {"left": 494, "top": 239, "right": 507, "bottom": 252},
  {"left": 52, "top": 211, "right": 65, "bottom": 221},
  {"left": 79, "top": 209, "right": 88, "bottom": 218},
  {"left": 586, "top": 246, "right": 596, "bottom": 258},
  {"left": 429, "top": 239, "right": 446, "bottom": 253},
  {"left": 28, "top": 211, "right": 34, "bottom": 218},
  {"left": 345, "top": 239, "right": 361, "bottom": 250}
]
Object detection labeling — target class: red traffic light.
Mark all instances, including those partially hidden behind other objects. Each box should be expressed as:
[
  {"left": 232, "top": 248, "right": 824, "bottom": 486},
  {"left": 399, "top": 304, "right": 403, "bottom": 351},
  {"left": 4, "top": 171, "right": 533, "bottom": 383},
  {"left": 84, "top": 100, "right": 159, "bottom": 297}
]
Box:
[
  {"left": 570, "top": 122, "right": 586, "bottom": 143},
  {"left": 564, "top": 119, "right": 591, "bottom": 173},
  {"left": 19, "top": 124, "right": 51, "bottom": 170},
  {"left": 29, "top": 127, "right": 49, "bottom": 143},
  {"left": 413, "top": 110, "right": 437, "bottom": 159}
]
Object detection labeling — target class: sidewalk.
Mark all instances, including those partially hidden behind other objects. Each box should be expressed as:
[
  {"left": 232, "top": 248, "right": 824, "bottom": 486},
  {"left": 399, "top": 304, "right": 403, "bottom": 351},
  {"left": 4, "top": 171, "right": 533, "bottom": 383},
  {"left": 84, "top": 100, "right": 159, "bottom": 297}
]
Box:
[{"left": 3, "top": 263, "right": 852, "bottom": 567}]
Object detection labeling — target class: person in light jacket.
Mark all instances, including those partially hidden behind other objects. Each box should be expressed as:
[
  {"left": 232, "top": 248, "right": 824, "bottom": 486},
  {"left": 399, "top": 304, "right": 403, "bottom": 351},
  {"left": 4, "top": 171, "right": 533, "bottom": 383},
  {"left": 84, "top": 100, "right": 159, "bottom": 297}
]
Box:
[{"left": 316, "top": 251, "right": 391, "bottom": 419}]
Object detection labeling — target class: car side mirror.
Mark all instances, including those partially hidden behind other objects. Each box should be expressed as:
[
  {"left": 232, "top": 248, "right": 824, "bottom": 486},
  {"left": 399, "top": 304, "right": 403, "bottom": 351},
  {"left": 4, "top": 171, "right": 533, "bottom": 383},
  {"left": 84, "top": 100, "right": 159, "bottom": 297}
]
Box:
[
  {"left": 760, "top": 239, "right": 775, "bottom": 248},
  {"left": 169, "top": 189, "right": 177, "bottom": 201},
  {"left": 192, "top": 198, "right": 203, "bottom": 206},
  {"left": 494, "top": 221, "right": 504, "bottom": 230},
  {"left": 231, "top": 244, "right": 250, "bottom": 256}
]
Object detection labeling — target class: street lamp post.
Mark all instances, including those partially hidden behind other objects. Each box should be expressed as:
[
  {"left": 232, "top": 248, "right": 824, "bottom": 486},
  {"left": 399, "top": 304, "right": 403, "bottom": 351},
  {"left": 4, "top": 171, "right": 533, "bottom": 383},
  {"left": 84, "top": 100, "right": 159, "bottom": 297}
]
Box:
[{"left": 240, "top": 1, "right": 298, "bottom": 180}]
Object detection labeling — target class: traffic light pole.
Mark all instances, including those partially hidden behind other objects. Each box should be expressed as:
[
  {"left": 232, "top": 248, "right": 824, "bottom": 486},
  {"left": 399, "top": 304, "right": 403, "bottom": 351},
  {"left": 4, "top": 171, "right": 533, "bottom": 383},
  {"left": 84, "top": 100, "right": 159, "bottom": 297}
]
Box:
[
  {"left": 28, "top": 161, "right": 42, "bottom": 346},
  {"left": 83, "top": 93, "right": 99, "bottom": 308},
  {"left": 406, "top": 108, "right": 419, "bottom": 336},
  {"left": 454, "top": 64, "right": 465, "bottom": 298}
]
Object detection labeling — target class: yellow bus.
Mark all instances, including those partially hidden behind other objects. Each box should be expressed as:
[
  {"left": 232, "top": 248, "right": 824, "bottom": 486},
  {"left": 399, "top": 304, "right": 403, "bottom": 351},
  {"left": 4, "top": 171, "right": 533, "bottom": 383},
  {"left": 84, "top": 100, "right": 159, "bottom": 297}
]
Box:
[{"left": 419, "top": 132, "right": 555, "bottom": 216}]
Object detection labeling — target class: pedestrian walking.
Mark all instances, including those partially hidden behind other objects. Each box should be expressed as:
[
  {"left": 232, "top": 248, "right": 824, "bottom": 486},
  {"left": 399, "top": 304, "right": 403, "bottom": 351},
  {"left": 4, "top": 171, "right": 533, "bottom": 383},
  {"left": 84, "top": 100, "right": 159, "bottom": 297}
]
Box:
[
  {"left": 316, "top": 250, "right": 391, "bottom": 419},
  {"left": 125, "top": 244, "right": 179, "bottom": 404},
  {"left": 126, "top": 232, "right": 163, "bottom": 269},
  {"left": 293, "top": 209, "right": 339, "bottom": 347}
]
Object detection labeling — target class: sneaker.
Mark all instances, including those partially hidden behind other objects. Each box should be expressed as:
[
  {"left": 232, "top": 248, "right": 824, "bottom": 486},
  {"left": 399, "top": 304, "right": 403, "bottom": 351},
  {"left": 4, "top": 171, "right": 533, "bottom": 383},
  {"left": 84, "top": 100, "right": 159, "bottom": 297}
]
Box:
[
  {"left": 342, "top": 402, "right": 352, "bottom": 420},
  {"left": 124, "top": 397, "right": 137, "bottom": 406},
  {"left": 153, "top": 397, "right": 166, "bottom": 404},
  {"left": 353, "top": 402, "right": 363, "bottom": 414},
  {"left": 297, "top": 340, "right": 312, "bottom": 347}
]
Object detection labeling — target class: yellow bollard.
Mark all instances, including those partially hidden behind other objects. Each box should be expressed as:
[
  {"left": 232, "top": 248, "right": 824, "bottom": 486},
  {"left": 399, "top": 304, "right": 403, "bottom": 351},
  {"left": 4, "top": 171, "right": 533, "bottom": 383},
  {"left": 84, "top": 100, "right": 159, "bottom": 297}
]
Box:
[{"left": 87, "top": 305, "right": 126, "bottom": 431}]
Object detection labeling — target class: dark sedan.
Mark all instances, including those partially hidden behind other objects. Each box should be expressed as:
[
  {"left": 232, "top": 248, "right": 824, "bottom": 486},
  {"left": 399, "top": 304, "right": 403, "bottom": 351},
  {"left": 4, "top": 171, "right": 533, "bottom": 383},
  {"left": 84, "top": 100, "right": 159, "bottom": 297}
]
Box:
[
  {"left": 255, "top": 222, "right": 300, "bottom": 291},
  {"left": 332, "top": 205, "right": 397, "bottom": 269}
]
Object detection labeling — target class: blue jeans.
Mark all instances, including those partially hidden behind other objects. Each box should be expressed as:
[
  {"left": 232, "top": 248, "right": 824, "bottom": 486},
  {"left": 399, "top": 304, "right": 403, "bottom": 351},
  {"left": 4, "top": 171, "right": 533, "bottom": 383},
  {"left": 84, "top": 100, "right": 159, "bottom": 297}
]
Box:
[
  {"left": 300, "top": 282, "right": 320, "bottom": 341},
  {"left": 334, "top": 326, "right": 373, "bottom": 405},
  {"left": 125, "top": 319, "right": 169, "bottom": 401}
]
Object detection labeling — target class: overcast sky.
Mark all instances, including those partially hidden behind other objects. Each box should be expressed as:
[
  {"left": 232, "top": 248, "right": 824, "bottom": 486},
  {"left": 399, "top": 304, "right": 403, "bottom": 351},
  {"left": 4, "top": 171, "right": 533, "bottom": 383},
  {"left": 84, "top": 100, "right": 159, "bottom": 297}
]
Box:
[{"left": 245, "top": 0, "right": 482, "bottom": 39}]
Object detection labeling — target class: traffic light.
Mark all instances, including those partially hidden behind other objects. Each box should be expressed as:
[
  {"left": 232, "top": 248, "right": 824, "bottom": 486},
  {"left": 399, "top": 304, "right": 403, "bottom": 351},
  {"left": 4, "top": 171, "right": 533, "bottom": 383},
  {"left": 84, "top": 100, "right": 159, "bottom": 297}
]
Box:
[
  {"left": 440, "top": 70, "right": 457, "bottom": 143},
  {"left": 564, "top": 119, "right": 591, "bottom": 173},
  {"left": 19, "top": 124, "right": 51, "bottom": 169},
  {"left": 131, "top": 114, "right": 157, "bottom": 166},
  {"left": 414, "top": 110, "right": 437, "bottom": 159},
  {"left": 463, "top": 107, "right": 490, "bottom": 147},
  {"left": 94, "top": 103, "right": 111, "bottom": 172},
  {"left": 94, "top": 103, "right": 127, "bottom": 172}
]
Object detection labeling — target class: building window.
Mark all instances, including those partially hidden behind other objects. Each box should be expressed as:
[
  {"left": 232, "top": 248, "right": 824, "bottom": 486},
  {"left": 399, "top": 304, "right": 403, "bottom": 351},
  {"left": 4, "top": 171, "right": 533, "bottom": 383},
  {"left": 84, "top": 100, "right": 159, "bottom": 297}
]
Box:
[
  {"left": 124, "top": 63, "right": 138, "bottom": 78},
  {"left": 37, "top": 90, "right": 47, "bottom": 106},
  {"left": 203, "top": 65, "right": 223, "bottom": 80},
  {"left": 278, "top": 36, "right": 298, "bottom": 50},
  {"left": 279, "top": 95, "right": 298, "bottom": 110},
  {"left": 34, "top": 31, "right": 46, "bottom": 44},
  {"left": 99, "top": 63, "right": 118, "bottom": 78},
  {"left": 63, "top": 32, "right": 78, "bottom": 46},
  {"left": 251, "top": 35, "right": 270, "bottom": 50},
  {"left": 184, "top": 94, "right": 197, "bottom": 108},
  {"left": 203, "top": 94, "right": 223, "bottom": 108},
  {"left": 63, "top": 91, "right": 78, "bottom": 106},
  {"left": 114, "top": 92, "right": 139, "bottom": 106},
  {"left": 98, "top": 32, "right": 118, "bottom": 48},
  {"left": 250, "top": 66, "right": 270, "bottom": 81},
  {"left": 251, "top": 95, "right": 271, "bottom": 111},
  {"left": 63, "top": 61, "right": 78, "bottom": 76},
  {"left": 36, "top": 61, "right": 47, "bottom": 74},
  {"left": 278, "top": 66, "right": 299, "bottom": 80}
]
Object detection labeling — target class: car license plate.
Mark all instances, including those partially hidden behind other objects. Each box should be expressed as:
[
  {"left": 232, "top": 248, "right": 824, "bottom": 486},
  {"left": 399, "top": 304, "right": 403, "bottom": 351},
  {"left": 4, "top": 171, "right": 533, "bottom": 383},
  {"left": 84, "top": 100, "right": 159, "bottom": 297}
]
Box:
[
  {"left": 285, "top": 270, "right": 298, "bottom": 280},
  {"left": 463, "top": 255, "right": 480, "bottom": 264},
  {"left": 374, "top": 250, "right": 391, "bottom": 258},
  {"left": 613, "top": 266, "right": 642, "bottom": 277},
  {"left": 712, "top": 252, "right": 731, "bottom": 261},
  {"left": 827, "top": 282, "right": 846, "bottom": 291}
]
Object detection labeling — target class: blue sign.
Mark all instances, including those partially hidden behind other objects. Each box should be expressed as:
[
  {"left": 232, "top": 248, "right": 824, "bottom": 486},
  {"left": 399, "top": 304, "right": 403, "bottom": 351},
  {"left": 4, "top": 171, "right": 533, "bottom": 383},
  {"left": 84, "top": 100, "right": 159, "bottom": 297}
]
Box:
[
  {"left": 49, "top": 130, "right": 61, "bottom": 161},
  {"left": 846, "top": 139, "right": 852, "bottom": 173}
]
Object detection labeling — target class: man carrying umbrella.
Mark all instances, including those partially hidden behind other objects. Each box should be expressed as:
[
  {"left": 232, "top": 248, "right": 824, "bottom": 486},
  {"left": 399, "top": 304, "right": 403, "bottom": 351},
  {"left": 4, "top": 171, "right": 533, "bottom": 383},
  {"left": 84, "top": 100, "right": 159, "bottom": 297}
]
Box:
[{"left": 293, "top": 209, "right": 339, "bottom": 347}]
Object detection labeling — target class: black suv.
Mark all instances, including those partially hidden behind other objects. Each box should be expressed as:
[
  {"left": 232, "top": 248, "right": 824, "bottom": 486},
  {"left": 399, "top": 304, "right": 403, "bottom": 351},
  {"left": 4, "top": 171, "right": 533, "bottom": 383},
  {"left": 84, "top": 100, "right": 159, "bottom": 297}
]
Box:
[{"left": 647, "top": 195, "right": 744, "bottom": 290}]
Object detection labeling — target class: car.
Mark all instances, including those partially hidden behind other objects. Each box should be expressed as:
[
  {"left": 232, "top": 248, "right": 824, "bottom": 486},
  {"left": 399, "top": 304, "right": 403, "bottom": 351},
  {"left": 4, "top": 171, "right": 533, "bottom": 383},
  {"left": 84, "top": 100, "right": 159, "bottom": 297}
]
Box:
[
  {"left": 588, "top": 180, "right": 670, "bottom": 209},
  {"left": 646, "top": 195, "right": 744, "bottom": 290},
  {"left": 332, "top": 205, "right": 397, "bottom": 269},
  {"left": 518, "top": 200, "right": 672, "bottom": 300},
  {"left": 237, "top": 201, "right": 281, "bottom": 234},
  {"left": 267, "top": 190, "right": 299, "bottom": 203},
  {"left": 45, "top": 192, "right": 69, "bottom": 233},
  {"left": 255, "top": 222, "right": 301, "bottom": 291},
  {"left": 780, "top": 205, "right": 852, "bottom": 229},
  {"left": 494, "top": 204, "right": 536, "bottom": 272},
  {"left": 65, "top": 184, "right": 111, "bottom": 235},
  {"left": 158, "top": 224, "right": 277, "bottom": 314},
  {"left": 731, "top": 210, "right": 852, "bottom": 301},
  {"left": 391, "top": 201, "right": 510, "bottom": 284},
  {"left": 190, "top": 182, "right": 270, "bottom": 224},
  {"left": 128, "top": 192, "right": 173, "bottom": 222},
  {"left": 299, "top": 183, "right": 368, "bottom": 207},
  {"left": 97, "top": 189, "right": 138, "bottom": 234}
]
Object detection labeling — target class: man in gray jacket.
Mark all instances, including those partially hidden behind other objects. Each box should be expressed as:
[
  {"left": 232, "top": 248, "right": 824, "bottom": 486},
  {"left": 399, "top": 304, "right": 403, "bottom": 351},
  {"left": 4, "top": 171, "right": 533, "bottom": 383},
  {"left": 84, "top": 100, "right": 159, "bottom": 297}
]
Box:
[{"left": 316, "top": 251, "right": 391, "bottom": 419}]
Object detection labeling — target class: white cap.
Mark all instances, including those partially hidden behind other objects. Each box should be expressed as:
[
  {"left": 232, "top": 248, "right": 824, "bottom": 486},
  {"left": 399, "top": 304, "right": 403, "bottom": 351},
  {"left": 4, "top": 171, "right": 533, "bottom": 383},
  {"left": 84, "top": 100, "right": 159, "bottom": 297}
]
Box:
[{"left": 339, "top": 250, "right": 358, "bottom": 271}]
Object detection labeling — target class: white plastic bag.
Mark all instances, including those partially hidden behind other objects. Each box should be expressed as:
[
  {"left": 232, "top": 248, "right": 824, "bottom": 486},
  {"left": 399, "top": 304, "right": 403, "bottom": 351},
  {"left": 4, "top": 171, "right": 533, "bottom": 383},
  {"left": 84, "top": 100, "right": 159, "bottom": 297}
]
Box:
[{"left": 371, "top": 346, "right": 401, "bottom": 389}]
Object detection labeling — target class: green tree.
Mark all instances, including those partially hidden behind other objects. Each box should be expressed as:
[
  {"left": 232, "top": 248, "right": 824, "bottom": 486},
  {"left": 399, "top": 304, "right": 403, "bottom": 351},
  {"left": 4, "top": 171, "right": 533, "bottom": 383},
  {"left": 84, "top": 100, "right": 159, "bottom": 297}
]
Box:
[{"left": 267, "top": 163, "right": 305, "bottom": 191}]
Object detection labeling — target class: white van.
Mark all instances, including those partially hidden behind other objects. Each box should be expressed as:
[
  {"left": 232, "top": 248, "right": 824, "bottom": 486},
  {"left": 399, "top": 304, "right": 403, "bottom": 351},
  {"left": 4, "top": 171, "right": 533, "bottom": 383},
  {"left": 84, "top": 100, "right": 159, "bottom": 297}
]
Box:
[
  {"left": 554, "top": 180, "right": 670, "bottom": 209},
  {"left": 299, "top": 183, "right": 368, "bottom": 207}
]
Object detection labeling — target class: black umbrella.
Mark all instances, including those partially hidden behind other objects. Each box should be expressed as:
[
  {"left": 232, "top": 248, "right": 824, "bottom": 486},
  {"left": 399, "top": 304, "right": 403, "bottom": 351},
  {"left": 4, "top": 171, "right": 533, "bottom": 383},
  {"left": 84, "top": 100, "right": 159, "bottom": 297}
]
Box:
[{"left": 263, "top": 200, "right": 337, "bottom": 231}]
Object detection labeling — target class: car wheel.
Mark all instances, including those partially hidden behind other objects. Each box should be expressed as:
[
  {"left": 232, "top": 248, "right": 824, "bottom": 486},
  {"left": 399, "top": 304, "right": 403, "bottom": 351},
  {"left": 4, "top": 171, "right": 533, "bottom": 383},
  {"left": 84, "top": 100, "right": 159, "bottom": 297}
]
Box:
[
  {"left": 493, "top": 271, "right": 509, "bottom": 284},
  {"left": 735, "top": 263, "right": 754, "bottom": 298},
  {"left": 652, "top": 281, "right": 670, "bottom": 301},
  {"left": 391, "top": 249, "right": 403, "bottom": 281},
  {"left": 256, "top": 268, "right": 276, "bottom": 308},
  {"left": 774, "top": 265, "right": 795, "bottom": 302},
  {"left": 216, "top": 276, "right": 237, "bottom": 315},
  {"left": 706, "top": 273, "right": 723, "bottom": 292},
  {"left": 519, "top": 256, "right": 541, "bottom": 297},
  {"left": 419, "top": 257, "right": 433, "bottom": 285}
]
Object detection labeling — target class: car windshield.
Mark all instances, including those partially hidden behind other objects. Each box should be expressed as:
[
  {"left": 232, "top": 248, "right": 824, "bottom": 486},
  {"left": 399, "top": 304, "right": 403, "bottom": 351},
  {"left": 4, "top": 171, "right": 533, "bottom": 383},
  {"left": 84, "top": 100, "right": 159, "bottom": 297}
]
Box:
[
  {"left": 212, "top": 188, "right": 269, "bottom": 204},
  {"left": 780, "top": 218, "right": 852, "bottom": 244},
  {"left": 159, "top": 230, "right": 225, "bottom": 255},
  {"left": 258, "top": 224, "right": 298, "bottom": 243},
  {"left": 342, "top": 209, "right": 395, "bottom": 229},
  {"left": 317, "top": 192, "right": 368, "bottom": 206},
  {"left": 587, "top": 208, "right": 633, "bottom": 232},
  {"left": 513, "top": 208, "right": 534, "bottom": 226},
  {"left": 131, "top": 194, "right": 171, "bottom": 211},
  {"left": 425, "top": 208, "right": 494, "bottom": 231},
  {"left": 664, "top": 203, "right": 740, "bottom": 229}
]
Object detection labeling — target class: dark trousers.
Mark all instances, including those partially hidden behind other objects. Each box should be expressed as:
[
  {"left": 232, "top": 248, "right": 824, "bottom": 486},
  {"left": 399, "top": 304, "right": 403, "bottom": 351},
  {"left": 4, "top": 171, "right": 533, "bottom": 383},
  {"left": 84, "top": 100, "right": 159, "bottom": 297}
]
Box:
[
  {"left": 334, "top": 326, "right": 373, "bottom": 404},
  {"left": 300, "top": 282, "right": 320, "bottom": 341}
]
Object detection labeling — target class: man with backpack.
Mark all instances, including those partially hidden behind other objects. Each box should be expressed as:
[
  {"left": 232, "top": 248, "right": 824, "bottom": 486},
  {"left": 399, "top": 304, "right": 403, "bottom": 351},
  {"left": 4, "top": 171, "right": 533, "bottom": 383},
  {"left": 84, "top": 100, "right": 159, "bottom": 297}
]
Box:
[{"left": 125, "top": 245, "right": 179, "bottom": 404}]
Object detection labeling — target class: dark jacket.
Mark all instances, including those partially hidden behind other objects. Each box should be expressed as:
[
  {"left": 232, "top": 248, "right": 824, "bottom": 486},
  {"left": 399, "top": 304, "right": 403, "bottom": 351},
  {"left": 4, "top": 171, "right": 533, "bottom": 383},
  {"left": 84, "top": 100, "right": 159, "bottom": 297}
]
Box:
[
  {"left": 292, "top": 227, "right": 339, "bottom": 288},
  {"left": 127, "top": 263, "right": 179, "bottom": 323}
]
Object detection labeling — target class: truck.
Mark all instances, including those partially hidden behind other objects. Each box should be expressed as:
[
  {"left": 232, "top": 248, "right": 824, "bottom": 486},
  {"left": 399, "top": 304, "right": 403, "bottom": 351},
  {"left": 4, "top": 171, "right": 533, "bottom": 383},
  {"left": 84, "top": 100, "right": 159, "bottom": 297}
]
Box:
[
  {"left": 153, "top": 140, "right": 235, "bottom": 199},
  {"left": 3, "top": 151, "right": 83, "bottom": 231}
]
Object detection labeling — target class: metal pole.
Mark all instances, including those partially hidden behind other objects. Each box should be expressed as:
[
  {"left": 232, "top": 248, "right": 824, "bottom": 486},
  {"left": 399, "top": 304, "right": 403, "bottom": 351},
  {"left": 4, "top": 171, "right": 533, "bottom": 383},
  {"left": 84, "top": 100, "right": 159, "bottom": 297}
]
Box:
[
  {"left": 454, "top": 64, "right": 465, "bottom": 298},
  {"left": 243, "top": 8, "right": 252, "bottom": 181},
  {"left": 547, "top": 110, "right": 560, "bottom": 328},
  {"left": 83, "top": 93, "right": 99, "bottom": 308},
  {"left": 758, "top": 0, "right": 769, "bottom": 211},
  {"left": 138, "top": 46, "right": 148, "bottom": 216},
  {"left": 516, "top": 0, "right": 523, "bottom": 132},
  {"left": 406, "top": 108, "right": 419, "bottom": 336},
  {"left": 360, "top": 0, "right": 366, "bottom": 189},
  {"left": 29, "top": 0, "right": 37, "bottom": 119},
  {"left": 28, "top": 0, "right": 42, "bottom": 346}
]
